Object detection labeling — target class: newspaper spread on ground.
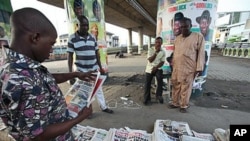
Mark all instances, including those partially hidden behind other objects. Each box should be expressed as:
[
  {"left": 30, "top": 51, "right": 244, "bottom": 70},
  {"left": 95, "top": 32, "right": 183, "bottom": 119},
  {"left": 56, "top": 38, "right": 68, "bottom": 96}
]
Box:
[
  {"left": 127, "top": 130, "right": 152, "bottom": 141},
  {"left": 90, "top": 128, "right": 108, "bottom": 141},
  {"left": 71, "top": 124, "right": 108, "bottom": 141},
  {"left": 192, "top": 130, "right": 215, "bottom": 141},
  {"left": 65, "top": 72, "right": 106, "bottom": 117},
  {"left": 181, "top": 135, "right": 210, "bottom": 141},
  {"left": 111, "top": 128, "right": 129, "bottom": 141},
  {"left": 71, "top": 124, "right": 88, "bottom": 140},
  {"left": 153, "top": 119, "right": 193, "bottom": 140},
  {"left": 103, "top": 128, "right": 152, "bottom": 141}
]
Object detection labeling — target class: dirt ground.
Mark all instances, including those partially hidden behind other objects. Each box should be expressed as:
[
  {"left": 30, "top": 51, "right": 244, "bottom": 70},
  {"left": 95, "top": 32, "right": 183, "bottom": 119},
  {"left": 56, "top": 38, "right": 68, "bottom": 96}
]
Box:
[
  {"left": 100, "top": 69, "right": 250, "bottom": 113},
  {"left": 104, "top": 73, "right": 250, "bottom": 113}
]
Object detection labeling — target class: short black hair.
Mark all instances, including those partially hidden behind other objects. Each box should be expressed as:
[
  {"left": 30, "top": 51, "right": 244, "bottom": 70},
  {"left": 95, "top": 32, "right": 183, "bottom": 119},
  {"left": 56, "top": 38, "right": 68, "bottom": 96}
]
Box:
[
  {"left": 181, "top": 17, "right": 192, "bottom": 25},
  {"left": 77, "top": 15, "right": 88, "bottom": 23},
  {"left": 156, "top": 36, "right": 163, "bottom": 42}
]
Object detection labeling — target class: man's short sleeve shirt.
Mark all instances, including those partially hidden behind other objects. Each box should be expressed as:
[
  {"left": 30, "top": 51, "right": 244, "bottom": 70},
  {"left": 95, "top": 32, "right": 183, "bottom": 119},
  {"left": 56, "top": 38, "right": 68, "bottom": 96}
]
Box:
[{"left": 0, "top": 48, "right": 73, "bottom": 141}]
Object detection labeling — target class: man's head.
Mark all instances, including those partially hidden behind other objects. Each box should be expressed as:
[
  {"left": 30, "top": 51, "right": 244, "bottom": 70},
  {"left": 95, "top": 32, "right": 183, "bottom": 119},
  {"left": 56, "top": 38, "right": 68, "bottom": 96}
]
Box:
[
  {"left": 155, "top": 36, "right": 163, "bottom": 52},
  {"left": 10, "top": 8, "right": 57, "bottom": 63},
  {"left": 196, "top": 10, "right": 211, "bottom": 36},
  {"left": 73, "top": 0, "right": 84, "bottom": 17},
  {"left": 77, "top": 15, "right": 89, "bottom": 35},
  {"left": 172, "top": 12, "right": 184, "bottom": 36},
  {"left": 92, "top": 0, "right": 101, "bottom": 22},
  {"left": 180, "top": 17, "right": 192, "bottom": 37}
]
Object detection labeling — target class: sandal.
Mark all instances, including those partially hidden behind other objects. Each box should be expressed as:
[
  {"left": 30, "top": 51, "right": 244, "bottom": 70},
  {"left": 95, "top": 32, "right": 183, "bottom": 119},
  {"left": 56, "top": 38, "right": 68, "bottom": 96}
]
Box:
[{"left": 102, "top": 108, "right": 114, "bottom": 114}]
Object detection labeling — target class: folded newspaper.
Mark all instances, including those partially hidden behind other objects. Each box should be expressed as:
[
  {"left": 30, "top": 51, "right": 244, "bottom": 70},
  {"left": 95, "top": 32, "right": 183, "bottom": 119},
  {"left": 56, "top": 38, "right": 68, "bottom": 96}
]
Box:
[{"left": 65, "top": 71, "right": 106, "bottom": 117}]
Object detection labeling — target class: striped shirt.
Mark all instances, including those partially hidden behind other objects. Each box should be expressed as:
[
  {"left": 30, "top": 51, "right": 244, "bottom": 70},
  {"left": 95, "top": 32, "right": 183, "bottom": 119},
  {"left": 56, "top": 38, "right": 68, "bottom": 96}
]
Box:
[{"left": 67, "top": 32, "right": 99, "bottom": 72}]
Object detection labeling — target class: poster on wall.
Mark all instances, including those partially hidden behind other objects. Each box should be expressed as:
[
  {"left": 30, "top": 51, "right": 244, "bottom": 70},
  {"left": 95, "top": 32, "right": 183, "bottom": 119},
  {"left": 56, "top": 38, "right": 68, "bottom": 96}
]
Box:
[
  {"left": 0, "top": 0, "right": 12, "bottom": 48},
  {"left": 65, "top": 0, "right": 108, "bottom": 72},
  {"left": 157, "top": 0, "right": 218, "bottom": 95}
]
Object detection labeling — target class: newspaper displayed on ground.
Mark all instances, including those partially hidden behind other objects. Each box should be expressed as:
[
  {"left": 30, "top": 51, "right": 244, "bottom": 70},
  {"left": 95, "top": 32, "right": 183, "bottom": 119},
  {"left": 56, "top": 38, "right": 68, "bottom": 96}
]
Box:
[
  {"left": 65, "top": 71, "right": 106, "bottom": 117},
  {"left": 192, "top": 130, "right": 215, "bottom": 141},
  {"left": 213, "top": 128, "right": 230, "bottom": 141},
  {"left": 153, "top": 119, "right": 193, "bottom": 141},
  {"left": 103, "top": 128, "right": 152, "bottom": 141},
  {"left": 71, "top": 124, "right": 108, "bottom": 141},
  {"left": 181, "top": 135, "right": 210, "bottom": 141}
]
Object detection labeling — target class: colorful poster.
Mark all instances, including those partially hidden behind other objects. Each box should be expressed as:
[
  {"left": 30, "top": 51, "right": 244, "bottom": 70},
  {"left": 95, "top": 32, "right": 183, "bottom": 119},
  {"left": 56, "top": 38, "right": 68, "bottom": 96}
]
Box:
[
  {"left": 0, "top": 0, "right": 12, "bottom": 48},
  {"left": 157, "top": 0, "right": 218, "bottom": 96},
  {"left": 65, "top": 0, "right": 108, "bottom": 72}
]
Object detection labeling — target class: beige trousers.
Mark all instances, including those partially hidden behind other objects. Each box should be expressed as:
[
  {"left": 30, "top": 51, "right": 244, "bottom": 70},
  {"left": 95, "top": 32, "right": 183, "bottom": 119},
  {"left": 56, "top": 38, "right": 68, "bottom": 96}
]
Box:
[{"left": 171, "top": 73, "right": 194, "bottom": 108}]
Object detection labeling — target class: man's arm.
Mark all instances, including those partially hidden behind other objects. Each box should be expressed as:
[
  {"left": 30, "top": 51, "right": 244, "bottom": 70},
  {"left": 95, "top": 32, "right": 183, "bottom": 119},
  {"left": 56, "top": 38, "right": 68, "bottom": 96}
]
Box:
[
  {"left": 196, "top": 34, "right": 205, "bottom": 75},
  {"left": 52, "top": 71, "right": 95, "bottom": 84},
  {"left": 148, "top": 52, "right": 158, "bottom": 63},
  {"left": 147, "top": 47, "right": 158, "bottom": 63},
  {"left": 68, "top": 52, "right": 74, "bottom": 73}
]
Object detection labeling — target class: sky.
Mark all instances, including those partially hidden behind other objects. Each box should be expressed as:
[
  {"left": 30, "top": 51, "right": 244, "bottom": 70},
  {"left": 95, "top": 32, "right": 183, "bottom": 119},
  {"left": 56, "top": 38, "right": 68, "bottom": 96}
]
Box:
[{"left": 10, "top": 0, "right": 250, "bottom": 45}]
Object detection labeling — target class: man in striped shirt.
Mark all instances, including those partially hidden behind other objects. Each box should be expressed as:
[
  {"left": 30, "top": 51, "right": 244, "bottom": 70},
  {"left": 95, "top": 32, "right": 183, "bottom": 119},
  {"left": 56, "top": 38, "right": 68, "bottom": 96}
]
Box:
[{"left": 67, "top": 15, "right": 113, "bottom": 115}]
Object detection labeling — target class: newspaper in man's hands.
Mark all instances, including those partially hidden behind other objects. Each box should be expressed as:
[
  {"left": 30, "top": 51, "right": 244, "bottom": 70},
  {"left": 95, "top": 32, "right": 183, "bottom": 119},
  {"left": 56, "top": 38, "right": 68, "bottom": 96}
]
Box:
[{"left": 65, "top": 71, "right": 106, "bottom": 117}]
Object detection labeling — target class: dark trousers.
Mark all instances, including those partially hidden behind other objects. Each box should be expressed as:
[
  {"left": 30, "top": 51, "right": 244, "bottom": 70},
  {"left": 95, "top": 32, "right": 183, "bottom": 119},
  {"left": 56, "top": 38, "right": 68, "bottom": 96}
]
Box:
[{"left": 144, "top": 70, "right": 163, "bottom": 103}]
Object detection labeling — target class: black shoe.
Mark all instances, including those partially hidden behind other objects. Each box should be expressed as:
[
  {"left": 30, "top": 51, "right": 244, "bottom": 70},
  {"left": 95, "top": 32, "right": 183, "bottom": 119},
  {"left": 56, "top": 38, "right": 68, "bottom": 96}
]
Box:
[
  {"left": 179, "top": 108, "right": 187, "bottom": 113},
  {"left": 102, "top": 108, "right": 114, "bottom": 114},
  {"left": 168, "top": 104, "right": 179, "bottom": 109},
  {"left": 156, "top": 96, "right": 164, "bottom": 104},
  {"left": 143, "top": 101, "right": 152, "bottom": 106}
]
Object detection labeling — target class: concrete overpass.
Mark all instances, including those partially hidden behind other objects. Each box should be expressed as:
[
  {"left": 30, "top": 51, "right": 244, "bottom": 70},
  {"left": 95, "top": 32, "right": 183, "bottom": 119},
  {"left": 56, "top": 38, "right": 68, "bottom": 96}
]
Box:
[{"left": 38, "top": 0, "right": 158, "bottom": 54}]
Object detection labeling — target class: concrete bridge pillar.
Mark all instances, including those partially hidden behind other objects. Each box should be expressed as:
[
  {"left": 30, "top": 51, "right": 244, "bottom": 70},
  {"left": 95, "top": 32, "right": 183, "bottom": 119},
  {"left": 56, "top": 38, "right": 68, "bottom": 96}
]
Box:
[
  {"left": 127, "top": 28, "right": 132, "bottom": 54},
  {"left": 138, "top": 26, "right": 143, "bottom": 54}
]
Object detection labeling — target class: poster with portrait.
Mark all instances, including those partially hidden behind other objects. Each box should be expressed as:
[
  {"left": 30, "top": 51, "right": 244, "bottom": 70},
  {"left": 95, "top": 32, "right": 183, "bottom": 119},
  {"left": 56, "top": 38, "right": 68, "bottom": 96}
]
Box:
[
  {"left": 0, "top": 0, "right": 12, "bottom": 66},
  {"left": 65, "top": 0, "right": 108, "bottom": 72},
  {"left": 0, "top": 0, "right": 12, "bottom": 46},
  {"left": 157, "top": 0, "right": 218, "bottom": 95}
]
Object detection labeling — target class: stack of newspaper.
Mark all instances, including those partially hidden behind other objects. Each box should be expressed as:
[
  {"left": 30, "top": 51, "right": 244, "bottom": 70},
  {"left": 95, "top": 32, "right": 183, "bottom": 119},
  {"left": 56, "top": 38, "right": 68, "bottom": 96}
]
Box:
[
  {"left": 65, "top": 71, "right": 106, "bottom": 117},
  {"left": 153, "top": 119, "right": 215, "bottom": 141}
]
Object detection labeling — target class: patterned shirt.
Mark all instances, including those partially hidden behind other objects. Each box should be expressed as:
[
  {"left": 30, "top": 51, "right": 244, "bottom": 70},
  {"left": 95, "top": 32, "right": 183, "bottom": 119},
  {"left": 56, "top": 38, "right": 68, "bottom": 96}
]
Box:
[
  {"left": 67, "top": 32, "right": 99, "bottom": 72},
  {"left": 0, "top": 47, "right": 74, "bottom": 141},
  {"left": 145, "top": 47, "right": 166, "bottom": 73}
]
